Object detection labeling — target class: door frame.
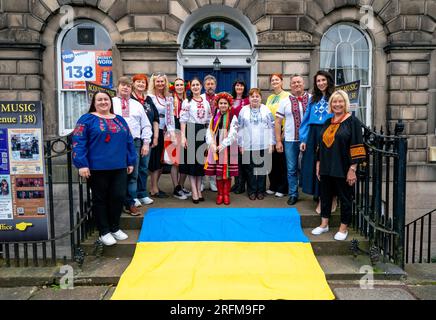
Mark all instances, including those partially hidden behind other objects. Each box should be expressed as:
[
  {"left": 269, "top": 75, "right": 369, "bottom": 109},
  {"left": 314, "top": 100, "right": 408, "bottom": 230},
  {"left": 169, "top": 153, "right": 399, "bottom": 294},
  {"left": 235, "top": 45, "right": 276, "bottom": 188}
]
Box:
[{"left": 177, "top": 49, "right": 258, "bottom": 89}]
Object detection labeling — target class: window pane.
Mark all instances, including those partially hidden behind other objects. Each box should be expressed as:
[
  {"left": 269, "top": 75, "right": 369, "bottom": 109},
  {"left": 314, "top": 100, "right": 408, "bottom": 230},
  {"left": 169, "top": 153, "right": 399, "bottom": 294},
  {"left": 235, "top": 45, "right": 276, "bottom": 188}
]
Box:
[
  {"left": 338, "top": 25, "right": 352, "bottom": 42},
  {"left": 337, "top": 43, "right": 353, "bottom": 68},
  {"left": 183, "top": 19, "right": 251, "bottom": 49},
  {"left": 62, "top": 23, "right": 112, "bottom": 51},
  {"left": 320, "top": 51, "right": 335, "bottom": 69},
  {"left": 63, "top": 91, "right": 88, "bottom": 131}
]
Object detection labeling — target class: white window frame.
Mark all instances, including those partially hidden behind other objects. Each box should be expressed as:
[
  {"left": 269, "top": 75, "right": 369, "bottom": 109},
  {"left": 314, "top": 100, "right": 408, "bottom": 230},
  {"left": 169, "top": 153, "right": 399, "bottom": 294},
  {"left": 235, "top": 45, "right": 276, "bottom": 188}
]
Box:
[
  {"left": 320, "top": 22, "right": 373, "bottom": 127},
  {"left": 56, "top": 20, "right": 112, "bottom": 136}
]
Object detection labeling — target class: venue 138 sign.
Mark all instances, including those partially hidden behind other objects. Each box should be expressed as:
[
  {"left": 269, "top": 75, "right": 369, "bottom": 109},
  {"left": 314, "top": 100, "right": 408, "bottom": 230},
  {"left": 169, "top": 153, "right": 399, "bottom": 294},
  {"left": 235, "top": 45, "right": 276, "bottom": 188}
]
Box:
[{"left": 0, "top": 101, "right": 48, "bottom": 242}]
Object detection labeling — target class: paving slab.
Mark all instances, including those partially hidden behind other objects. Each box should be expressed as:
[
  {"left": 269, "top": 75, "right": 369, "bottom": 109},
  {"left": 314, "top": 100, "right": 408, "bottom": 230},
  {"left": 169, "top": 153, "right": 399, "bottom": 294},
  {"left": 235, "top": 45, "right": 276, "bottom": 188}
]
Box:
[
  {"left": 407, "top": 285, "right": 436, "bottom": 300},
  {"left": 405, "top": 264, "right": 436, "bottom": 285},
  {"left": 333, "top": 286, "right": 416, "bottom": 300},
  {"left": 0, "top": 287, "right": 39, "bottom": 300},
  {"left": 29, "top": 286, "right": 112, "bottom": 300}
]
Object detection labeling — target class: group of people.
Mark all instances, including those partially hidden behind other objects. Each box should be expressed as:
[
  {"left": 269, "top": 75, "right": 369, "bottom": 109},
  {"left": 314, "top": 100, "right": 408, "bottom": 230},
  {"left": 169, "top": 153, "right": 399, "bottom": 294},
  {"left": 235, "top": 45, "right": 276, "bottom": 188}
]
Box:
[{"left": 72, "top": 70, "right": 366, "bottom": 246}]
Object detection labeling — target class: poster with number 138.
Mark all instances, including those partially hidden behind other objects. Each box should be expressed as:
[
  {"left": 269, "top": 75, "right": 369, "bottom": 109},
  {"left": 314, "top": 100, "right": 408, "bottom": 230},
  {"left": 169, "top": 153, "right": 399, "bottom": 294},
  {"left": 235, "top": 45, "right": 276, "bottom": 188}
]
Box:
[{"left": 62, "top": 50, "right": 112, "bottom": 90}]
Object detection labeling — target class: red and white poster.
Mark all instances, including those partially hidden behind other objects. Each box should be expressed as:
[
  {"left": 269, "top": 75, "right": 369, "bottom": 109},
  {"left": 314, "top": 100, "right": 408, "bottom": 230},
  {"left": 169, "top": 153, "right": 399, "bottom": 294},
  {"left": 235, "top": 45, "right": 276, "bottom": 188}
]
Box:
[{"left": 62, "top": 50, "right": 113, "bottom": 90}]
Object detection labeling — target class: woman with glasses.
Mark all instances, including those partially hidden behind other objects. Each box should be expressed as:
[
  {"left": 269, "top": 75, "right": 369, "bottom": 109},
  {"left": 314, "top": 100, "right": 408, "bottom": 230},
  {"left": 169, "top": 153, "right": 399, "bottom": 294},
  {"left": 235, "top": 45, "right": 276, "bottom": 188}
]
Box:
[
  {"left": 238, "top": 88, "right": 275, "bottom": 201},
  {"left": 179, "top": 77, "right": 212, "bottom": 204},
  {"left": 148, "top": 73, "right": 176, "bottom": 198},
  {"left": 265, "top": 74, "right": 290, "bottom": 198},
  {"left": 230, "top": 80, "right": 249, "bottom": 195}
]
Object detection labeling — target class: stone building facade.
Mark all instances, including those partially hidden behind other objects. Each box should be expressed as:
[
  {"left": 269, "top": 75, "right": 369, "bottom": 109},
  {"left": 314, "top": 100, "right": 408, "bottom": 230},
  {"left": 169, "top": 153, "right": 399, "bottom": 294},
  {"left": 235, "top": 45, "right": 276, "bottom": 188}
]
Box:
[{"left": 0, "top": 0, "right": 435, "bottom": 221}]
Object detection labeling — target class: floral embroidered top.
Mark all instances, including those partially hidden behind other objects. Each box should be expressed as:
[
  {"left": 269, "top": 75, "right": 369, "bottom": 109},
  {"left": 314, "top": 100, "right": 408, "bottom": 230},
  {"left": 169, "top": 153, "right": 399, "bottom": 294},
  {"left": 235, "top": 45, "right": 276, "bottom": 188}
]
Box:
[
  {"left": 72, "top": 113, "right": 137, "bottom": 170},
  {"left": 180, "top": 97, "right": 212, "bottom": 125},
  {"left": 238, "top": 104, "right": 275, "bottom": 151},
  {"left": 232, "top": 97, "right": 250, "bottom": 118},
  {"left": 299, "top": 96, "right": 333, "bottom": 143}
]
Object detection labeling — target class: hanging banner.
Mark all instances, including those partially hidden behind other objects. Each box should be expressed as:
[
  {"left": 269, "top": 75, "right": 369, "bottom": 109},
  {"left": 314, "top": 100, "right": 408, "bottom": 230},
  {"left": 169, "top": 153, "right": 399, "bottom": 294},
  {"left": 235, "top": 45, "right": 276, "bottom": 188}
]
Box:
[
  {"left": 85, "top": 81, "right": 116, "bottom": 105},
  {"left": 335, "top": 80, "right": 360, "bottom": 105},
  {"left": 0, "top": 101, "right": 48, "bottom": 242},
  {"left": 62, "top": 50, "right": 113, "bottom": 90}
]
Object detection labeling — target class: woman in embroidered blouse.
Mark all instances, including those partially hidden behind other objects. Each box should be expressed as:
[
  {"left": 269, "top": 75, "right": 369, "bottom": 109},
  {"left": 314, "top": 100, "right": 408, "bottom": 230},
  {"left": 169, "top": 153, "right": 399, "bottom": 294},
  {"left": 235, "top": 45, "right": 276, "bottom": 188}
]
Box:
[
  {"left": 265, "top": 74, "right": 290, "bottom": 198},
  {"left": 299, "top": 70, "right": 335, "bottom": 213},
  {"left": 205, "top": 92, "right": 238, "bottom": 205},
  {"left": 311, "top": 90, "right": 366, "bottom": 241},
  {"left": 238, "top": 88, "right": 275, "bottom": 201},
  {"left": 147, "top": 73, "right": 176, "bottom": 198},
  {"left": 73, "top": 91, "right": 136, "bottom": 246},
  {"left": 230, "top": 80, "right": 249, "bottom": 195},
  {"left": 179, "top": 77, "right": 212, "bottom": 204},
  {"left": 131, "top": 74, "right": 159, "bottom": 206},
  {"left": 168, "top": 78, "right": 191, "bottom": 200}
]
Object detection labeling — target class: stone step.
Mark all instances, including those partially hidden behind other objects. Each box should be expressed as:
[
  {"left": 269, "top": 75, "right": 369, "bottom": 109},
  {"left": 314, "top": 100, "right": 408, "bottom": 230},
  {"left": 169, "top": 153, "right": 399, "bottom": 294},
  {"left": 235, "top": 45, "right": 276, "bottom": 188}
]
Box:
[
  {"left": 81, "top": 228, "right": 369, "bottom": 258},
  {"left": 0, "top": 254, "right": 406, "bottom": 288},
  {"left": 119, "top": 211, "right": 341, "bottom": 230}
]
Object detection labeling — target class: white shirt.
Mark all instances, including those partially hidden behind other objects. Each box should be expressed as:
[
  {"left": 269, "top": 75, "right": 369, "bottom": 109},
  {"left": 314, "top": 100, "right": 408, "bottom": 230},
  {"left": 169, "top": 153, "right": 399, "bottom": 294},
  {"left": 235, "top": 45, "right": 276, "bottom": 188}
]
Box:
[
  {"left": 238, "top": 104, "right": 275, "bottom": 151},
  {"left": 148, "top": 94, "right": 175, "bottom": 131},
  {"left": 275, "top": 92, "right": 312, "bottom": 142},
  {"left": 113, "top": 97, "right": 152, "bottom": 143},
  {"left": 180, "top": 97, "right": 212, "bottom": 125}
]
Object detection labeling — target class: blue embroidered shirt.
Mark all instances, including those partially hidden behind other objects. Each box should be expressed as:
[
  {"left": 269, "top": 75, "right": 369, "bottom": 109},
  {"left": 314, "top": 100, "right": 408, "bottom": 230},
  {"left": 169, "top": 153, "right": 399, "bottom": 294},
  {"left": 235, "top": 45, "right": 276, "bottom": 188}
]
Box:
[
  {"left": 299, "top": 96, "right": 333, "bottom": 143},
  {"left": 72, "top": 113, "right": 137, "bottom": 170}
]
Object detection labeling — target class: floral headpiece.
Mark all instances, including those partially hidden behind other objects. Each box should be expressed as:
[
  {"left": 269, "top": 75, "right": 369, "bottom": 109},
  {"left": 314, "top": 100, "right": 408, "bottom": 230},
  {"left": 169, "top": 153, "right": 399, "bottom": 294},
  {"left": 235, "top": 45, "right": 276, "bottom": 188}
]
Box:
[
  {"left": 214, "top": 92, "right": 234, "bottom": 107},
  {"left": 169, "top": 80, "right": 190, "bottom": 93}
]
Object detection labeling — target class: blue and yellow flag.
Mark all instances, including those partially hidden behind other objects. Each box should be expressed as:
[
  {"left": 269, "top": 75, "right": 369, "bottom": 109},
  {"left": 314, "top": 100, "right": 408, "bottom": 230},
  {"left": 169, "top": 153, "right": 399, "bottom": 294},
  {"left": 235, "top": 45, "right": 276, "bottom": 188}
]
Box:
[{"left": 112, "top": 208, "right": 334, "bottom": 300}]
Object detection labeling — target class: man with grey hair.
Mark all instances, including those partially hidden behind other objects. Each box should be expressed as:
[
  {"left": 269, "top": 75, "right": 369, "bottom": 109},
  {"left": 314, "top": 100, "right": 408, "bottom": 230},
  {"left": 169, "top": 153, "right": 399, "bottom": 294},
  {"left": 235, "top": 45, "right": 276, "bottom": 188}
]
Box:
[
  {"left": 200, "top": 74, "right": 218, "bottom": 192},
  {"left": 275, "top": 74, "right": 311, "bottom": 206}
]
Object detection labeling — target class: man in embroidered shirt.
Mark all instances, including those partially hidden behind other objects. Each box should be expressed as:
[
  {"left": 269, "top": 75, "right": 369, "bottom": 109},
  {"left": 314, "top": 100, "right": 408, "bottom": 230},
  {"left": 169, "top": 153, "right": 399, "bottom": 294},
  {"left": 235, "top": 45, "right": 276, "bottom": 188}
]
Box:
[
  {"left": 275, "top": 75, "right": 312, "bottom": 206},
  {"left": 200, "top": 74, "right": 218, "bottom": 192},
  {"left": 113, "top": 76, "right": 152, "bottom": 215}
]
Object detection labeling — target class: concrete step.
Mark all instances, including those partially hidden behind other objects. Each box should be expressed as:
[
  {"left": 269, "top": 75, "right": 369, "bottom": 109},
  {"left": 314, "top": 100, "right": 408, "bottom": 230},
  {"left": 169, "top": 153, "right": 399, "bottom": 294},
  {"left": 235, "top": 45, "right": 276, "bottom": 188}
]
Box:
[{"left": 81, "top": 228, "right": 369, "bottom": 258}]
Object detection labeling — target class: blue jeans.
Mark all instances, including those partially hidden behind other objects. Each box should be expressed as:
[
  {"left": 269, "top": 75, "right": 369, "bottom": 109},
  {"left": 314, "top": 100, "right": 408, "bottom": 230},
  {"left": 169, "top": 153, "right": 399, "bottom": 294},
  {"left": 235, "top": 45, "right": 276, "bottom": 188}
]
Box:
[
  {"left": 125, "top": 139, "right": 141, "bottom": 207},
  {"left": 137, "top": 143, "right": 151, "bottom": 199},
  {"left": 284, "top": 141, "right": 301, "bottom": 198}
]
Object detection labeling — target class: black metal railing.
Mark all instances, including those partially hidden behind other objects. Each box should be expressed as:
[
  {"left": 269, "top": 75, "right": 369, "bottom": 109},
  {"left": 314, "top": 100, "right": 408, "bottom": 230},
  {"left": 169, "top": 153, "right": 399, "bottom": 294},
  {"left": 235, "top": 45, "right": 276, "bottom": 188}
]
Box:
[
  {"left": 405, "top": 208, "right": 435, "bottom": 264},
  {"left": 352, "top": 120, "right": 408, "bottom": 268},
  {"left": 0, "top": 135, "right": 95, "bottom": 268}
]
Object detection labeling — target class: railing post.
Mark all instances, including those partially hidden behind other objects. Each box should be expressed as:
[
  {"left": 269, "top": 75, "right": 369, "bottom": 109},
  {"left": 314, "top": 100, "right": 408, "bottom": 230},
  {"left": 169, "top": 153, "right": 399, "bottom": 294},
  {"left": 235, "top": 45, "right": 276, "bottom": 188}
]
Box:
[
  {"left": 393, "top": 136, "right": 407, "bottom": 268},
  {"left": 66, "top": 136, "right": 76, "bottom": 261},
  {"left": 46, "top": 140, "right": 57, "bottom": 265}
]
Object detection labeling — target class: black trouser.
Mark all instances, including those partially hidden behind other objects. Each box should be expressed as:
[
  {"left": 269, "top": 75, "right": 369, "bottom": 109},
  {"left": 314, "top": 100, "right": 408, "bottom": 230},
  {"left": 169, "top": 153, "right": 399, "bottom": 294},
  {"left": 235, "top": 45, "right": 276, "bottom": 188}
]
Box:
[
  {"left": 320, "top": 175, "right": 353, "bottom": 225},
  {"left": 233, "top": 150, "right": 247, "bottom": 190},
  {"left": 268, "top": 150, "right": 288, "bottom": 193},
  {"left": 242, "top": 149, "right": 270, "bottom": 196},
  {"left": 89, "top": 169, "right": 127, "bottom": 236}
]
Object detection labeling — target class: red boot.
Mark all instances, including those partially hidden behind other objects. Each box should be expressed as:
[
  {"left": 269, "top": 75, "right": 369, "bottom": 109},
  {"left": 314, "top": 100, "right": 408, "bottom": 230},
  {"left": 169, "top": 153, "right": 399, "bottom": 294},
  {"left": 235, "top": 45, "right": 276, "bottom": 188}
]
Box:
[
  {"left": 224, "top": 179, "right": 231, "bottom": 205},
  {"left": 216, "top": 179, "right": 224, "bottom": 205}
]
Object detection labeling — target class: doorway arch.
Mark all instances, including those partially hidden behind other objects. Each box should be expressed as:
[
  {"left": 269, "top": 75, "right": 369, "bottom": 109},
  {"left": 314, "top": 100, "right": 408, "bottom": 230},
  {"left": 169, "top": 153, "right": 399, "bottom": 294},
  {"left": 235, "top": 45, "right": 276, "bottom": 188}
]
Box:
[{"left": 177, "top": 5, "right": 258, "bottom": 91}]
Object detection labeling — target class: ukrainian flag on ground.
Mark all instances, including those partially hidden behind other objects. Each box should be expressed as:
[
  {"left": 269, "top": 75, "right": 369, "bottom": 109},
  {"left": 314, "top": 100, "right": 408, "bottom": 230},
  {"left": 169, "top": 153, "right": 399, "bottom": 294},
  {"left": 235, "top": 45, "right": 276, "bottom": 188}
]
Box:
[{"left": 111, "top": 208, "right": 334, "bottom": 300}]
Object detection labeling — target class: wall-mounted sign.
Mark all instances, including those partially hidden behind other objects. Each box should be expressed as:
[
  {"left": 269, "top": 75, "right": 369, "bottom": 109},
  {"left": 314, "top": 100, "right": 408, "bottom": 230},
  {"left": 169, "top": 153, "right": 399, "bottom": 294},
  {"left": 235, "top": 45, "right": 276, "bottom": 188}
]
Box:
[
  {"left": 0, "top": 101, "right": 48, "bottom": 242},
  {"left": 85, "top": 82, "right": 116, "bottom": 106},
  {"left": 62, "top": 50, "right": 113, "bottom": 90}
]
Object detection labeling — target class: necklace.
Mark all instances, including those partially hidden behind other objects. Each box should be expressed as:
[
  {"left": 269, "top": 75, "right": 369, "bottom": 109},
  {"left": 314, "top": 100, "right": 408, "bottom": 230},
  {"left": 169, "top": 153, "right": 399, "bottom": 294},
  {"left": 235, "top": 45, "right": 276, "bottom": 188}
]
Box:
[{"left": 156, "top": 95, "right": 167, "bottom": 107}]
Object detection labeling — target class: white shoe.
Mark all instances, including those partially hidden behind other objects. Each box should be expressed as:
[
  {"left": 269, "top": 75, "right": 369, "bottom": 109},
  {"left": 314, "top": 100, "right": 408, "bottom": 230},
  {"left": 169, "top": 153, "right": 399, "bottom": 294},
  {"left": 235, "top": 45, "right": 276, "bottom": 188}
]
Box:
[
  {"left": 275, "top": 192, "right": 285, "bottom": 198},
  {"left": 133, "top": 198, "right": 142, "bottom": 207},
  {"left": 99, "top": 233, "right": 117, "bottom": 246},
  {"left": 182, "top": 188, "right": 192, "bottom": 197},
  {"left": 111, "top": 229, "right": 128, "bottom": 241},
  {"left": 209, "top": 179, "right": 217, "bottom": 192},
  {"left": 266, "top": 190, "right": 275, "bottom": 195},
  {"left": 139, "top": 197, "right": 154, "bottom": 205},
  {"left": 334, "top": 231, "right": 348, "bottom": 241},
  {"left": 311, "top": 226, "right": 329, "bottom": 235}
]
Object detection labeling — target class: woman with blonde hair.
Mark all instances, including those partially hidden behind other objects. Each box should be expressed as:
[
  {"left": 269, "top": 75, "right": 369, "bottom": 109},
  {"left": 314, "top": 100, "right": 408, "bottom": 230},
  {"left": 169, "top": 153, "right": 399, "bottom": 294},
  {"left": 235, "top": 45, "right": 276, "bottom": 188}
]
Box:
[
  {"left": 311, "top": 90, "right": 366, "bottom": 241},
  {"left": 147, "top": 72, "right": 176, "bottom": 198}
]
